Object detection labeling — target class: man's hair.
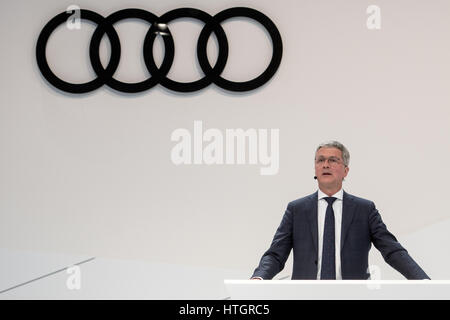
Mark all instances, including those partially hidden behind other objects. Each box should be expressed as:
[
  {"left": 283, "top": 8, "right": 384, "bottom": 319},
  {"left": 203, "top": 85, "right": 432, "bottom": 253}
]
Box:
[{"left": 315, "top": 141, "right": 350, "bottom": 167}]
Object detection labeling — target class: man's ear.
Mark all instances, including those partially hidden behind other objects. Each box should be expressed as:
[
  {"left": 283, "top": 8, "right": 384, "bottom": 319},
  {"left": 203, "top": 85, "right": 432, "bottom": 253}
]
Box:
[{"left": 344, "top": 166, "right": 349, "bottom": 176}]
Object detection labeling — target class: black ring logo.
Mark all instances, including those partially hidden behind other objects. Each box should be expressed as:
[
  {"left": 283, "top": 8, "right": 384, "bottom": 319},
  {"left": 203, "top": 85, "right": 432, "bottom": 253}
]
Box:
[{"left": 36, "top": 7, "right": 283, "bottom": 94}]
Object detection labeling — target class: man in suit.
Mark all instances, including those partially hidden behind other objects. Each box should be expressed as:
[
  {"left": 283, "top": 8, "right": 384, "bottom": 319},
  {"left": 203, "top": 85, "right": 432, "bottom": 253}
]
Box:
[{"left": 252, "top": 141, "right": 429, "bottom": 280}]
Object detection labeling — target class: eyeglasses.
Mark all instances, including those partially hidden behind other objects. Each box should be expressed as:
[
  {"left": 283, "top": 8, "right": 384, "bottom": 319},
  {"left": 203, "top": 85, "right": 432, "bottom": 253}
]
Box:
[{"left": 315, "top": 156, "right": 344, "bottom": 166}]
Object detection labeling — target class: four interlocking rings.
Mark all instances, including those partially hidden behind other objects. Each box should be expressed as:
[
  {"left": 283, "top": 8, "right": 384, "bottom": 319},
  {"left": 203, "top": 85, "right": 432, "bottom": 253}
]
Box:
[{"left": 36, "top": 7, "right": 283, "bottom": 94}]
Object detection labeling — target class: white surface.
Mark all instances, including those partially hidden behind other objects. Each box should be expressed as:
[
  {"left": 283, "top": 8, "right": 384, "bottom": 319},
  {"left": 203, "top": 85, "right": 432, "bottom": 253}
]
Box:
[
  {"left": 0, "top": 249, "right": 248, "bottom": 299},
  {"left": 0, "top": 248, "right": 93, "bottom": 293},
  {"left": 224, "top": 280, "right": 450, "bottom": 300}
]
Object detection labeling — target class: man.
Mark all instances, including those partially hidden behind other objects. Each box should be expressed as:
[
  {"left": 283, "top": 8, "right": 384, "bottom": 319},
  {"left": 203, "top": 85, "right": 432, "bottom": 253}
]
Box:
[{"left": 252, "top": 141, "right": 429, "bottom": 280}]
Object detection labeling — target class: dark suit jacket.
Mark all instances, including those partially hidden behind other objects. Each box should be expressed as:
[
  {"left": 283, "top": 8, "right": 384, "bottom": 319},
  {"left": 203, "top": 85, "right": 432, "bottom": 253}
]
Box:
[{"left": 252, "top": 191, "right": 430, "bottom": 280}]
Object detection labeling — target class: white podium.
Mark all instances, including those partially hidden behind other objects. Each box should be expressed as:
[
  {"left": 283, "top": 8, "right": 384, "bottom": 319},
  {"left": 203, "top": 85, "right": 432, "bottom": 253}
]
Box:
[{"left": 224, "top": 280, "right": 450, "bottom": 300}]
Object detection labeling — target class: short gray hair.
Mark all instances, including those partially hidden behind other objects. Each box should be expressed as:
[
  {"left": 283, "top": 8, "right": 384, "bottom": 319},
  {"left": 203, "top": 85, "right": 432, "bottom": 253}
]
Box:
[{"left": 315, "top": 141, "right": 350, "bottom": 167}]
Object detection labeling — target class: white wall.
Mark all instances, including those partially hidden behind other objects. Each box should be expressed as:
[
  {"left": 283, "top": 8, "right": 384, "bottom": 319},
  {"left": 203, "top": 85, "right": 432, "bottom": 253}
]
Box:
[{"left": 1, "top": 0, "right": 449, "bottom": 282}]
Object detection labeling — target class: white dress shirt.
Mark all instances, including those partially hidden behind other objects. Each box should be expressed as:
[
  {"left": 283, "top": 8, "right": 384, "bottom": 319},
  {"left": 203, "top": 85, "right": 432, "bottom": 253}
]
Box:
[{"left": 316, "top": 188, "right": 343, "bottom": 280}]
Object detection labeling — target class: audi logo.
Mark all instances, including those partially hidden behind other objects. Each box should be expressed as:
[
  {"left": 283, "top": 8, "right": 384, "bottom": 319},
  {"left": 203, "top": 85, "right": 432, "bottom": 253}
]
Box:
[{"left": 36, "top": 7, "right": 283, "bottom": 94}]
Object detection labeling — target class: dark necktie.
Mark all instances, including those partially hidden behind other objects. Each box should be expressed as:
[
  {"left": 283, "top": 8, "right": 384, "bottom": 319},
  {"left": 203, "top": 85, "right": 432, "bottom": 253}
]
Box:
[{"left": 321, "top": 197, "right": 337, "bottom": 280}]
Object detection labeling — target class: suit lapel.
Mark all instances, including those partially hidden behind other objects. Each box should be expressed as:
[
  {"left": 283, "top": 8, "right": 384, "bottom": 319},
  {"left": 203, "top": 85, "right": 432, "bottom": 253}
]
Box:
[
  {"left": 306, "top": 192, "right": 319, "bottom": 254},
  {"left": 341, "top": 191, "right": 356, "bottom": 250}
]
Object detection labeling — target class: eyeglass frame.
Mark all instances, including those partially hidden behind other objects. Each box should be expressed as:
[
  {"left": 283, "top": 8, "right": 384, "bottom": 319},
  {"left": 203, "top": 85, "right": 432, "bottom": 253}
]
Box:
[{"left": 314, "top": 156, "right": 346, "bottom": 167}]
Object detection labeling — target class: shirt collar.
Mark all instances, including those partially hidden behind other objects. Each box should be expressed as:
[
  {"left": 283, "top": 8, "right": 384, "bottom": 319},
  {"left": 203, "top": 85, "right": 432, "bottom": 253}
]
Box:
[{"left": 318, "top": 188, "right": 343, "bottom": 201}]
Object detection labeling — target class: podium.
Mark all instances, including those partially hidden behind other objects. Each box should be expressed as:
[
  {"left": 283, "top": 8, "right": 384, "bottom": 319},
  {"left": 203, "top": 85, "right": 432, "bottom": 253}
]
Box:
[{"left": 224, "top": 280, "right": 450, "bottom": 300}]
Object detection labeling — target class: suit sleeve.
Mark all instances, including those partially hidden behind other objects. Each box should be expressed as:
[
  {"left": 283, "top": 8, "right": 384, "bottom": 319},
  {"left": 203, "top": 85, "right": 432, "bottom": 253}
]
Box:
[
  {"left": 369, "top": 202, "right": 430, "bottom": 279},
  {"left": 251, "top": 204, "right": 293, "bottom": 279}
]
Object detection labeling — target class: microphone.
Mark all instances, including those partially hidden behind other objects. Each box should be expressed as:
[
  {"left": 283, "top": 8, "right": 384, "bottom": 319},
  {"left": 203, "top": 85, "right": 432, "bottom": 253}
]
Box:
[{"left": 314, "top": 176, "right": 317, "bottom": 180}]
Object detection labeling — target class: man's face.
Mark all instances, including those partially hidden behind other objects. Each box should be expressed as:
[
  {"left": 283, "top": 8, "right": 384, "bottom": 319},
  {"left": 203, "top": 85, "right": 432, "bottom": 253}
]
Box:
[{"left": 314, "top": 147, "right": 349, "bottom": 188}]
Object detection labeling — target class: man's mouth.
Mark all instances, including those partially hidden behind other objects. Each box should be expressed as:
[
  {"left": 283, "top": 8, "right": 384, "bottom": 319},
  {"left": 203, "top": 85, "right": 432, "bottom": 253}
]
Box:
[{"left": 322, "top": 173, "right": 332, "bottom": 176}]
